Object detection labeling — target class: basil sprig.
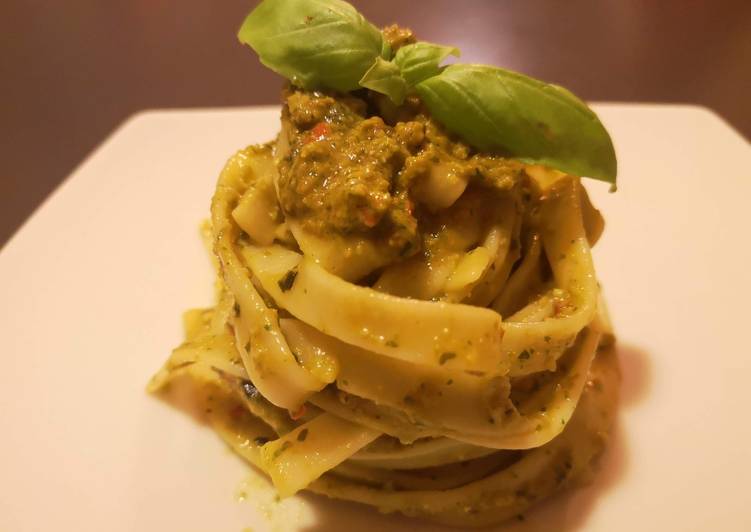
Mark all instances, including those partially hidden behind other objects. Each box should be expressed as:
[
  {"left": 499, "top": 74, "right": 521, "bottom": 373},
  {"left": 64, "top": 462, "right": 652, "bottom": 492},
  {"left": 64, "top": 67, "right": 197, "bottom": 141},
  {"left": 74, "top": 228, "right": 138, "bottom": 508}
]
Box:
[
  {"left": 416, "top": 65, "right": 617, "bottom": 182},
  {"left": 238, "top": 0, "right": 388, "bottom": 92},
  {"left": 359, "top": 42, "right": 458, "bottom": 105},
  {"left": 238, "top": 0, "right": 617, "bottom": 184},
  {"left": 359, "top": 57, "right": 408, "bottom": 105},
  {"left": 394, "top": 42, "right": 460, "bottom": 86}
]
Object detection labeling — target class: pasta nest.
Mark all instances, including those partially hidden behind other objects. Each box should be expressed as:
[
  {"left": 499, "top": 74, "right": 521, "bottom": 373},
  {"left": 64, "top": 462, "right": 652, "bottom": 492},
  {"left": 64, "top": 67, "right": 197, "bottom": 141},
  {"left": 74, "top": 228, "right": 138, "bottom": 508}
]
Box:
[{"left": 150, "top": 140, "right": 619, "bottom": 527}]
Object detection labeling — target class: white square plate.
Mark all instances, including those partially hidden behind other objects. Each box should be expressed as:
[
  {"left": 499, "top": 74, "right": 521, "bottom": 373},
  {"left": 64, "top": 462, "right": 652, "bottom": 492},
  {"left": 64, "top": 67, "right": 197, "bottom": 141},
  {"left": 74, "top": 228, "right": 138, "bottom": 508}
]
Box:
[{"left": 1, "top": 105, "right": 750, "bottom": 532}]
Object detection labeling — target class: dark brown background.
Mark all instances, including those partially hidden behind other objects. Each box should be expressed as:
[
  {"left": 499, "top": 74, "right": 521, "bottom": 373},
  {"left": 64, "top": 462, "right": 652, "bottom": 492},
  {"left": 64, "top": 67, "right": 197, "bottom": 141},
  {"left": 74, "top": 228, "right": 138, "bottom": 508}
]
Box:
[{"left": 2, "top": 0, "right": 750, "bottom": 247}]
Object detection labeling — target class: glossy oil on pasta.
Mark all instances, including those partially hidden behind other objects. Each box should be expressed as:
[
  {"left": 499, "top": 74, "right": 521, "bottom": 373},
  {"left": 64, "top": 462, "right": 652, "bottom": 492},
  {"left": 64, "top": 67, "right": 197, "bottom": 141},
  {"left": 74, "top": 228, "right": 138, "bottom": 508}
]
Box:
[{"left": 149, "top": 81, "right": 619, "bottom": 526}]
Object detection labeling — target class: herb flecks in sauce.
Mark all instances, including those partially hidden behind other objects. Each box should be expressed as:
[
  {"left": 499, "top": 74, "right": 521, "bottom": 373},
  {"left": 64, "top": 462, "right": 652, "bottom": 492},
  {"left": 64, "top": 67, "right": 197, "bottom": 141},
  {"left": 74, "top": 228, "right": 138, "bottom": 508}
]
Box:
[
  {"left": 277, "top": 268, "right": 298, "bottom": 292},
  {"left": 439, "top": 351, "right": 457, "bottom": 365},
  {"left": 276, "top": 87, "right": 524, "bottom": 261},
  {"left": 254, "top": 436, "right": 271, "bottom": 446},
  {"left": 272, "top": 441, "right": 292, "bottom": 460}
]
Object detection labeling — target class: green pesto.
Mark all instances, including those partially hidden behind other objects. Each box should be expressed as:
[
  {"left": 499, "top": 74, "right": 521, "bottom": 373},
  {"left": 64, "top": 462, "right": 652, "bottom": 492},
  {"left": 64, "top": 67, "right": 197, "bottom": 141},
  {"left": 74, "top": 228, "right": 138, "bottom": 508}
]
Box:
[{"left": 276, "top": 88, "right": 524, "bottom": 256}]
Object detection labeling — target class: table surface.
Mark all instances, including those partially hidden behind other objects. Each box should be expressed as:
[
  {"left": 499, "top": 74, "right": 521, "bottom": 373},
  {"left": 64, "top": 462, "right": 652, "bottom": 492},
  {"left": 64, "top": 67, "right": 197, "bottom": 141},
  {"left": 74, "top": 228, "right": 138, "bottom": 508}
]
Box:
[{"left": 2, "top": 0, "right": 750, "bottom": 247}]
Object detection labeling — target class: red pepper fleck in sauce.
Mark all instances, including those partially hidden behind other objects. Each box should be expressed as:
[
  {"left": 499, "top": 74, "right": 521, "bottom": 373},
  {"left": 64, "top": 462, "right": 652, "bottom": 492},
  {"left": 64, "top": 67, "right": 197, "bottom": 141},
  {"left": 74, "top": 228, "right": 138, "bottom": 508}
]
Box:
[
  {"left": 359, "top": 207, "right": 379, "bottom": 228},
  {"left": 405, "top": 199, "right": 414, "bottom": 216},
  {"left": 308, "top": 121, "right": 329, "bottom": 143},
  {"left": 290, "top": 404, "right": 307, "bottom": 420}
]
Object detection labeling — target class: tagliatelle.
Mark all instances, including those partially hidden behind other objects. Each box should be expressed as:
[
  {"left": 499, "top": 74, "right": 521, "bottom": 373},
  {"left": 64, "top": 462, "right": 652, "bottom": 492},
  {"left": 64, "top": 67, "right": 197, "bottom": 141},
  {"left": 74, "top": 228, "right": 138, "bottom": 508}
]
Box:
[
  {"left": 150, "top": 83, "right": 619, "bottom": 526},
  {"left": 241, "top": 244, "right": 506, "bottom": 373}
]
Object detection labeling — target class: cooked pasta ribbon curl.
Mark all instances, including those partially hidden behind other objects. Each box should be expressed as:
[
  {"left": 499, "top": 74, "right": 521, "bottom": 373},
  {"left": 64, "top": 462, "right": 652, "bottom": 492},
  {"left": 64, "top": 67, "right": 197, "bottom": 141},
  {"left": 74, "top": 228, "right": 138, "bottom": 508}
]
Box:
[{"left": 151, "top": 100, "right": 618, "bottom": 526}]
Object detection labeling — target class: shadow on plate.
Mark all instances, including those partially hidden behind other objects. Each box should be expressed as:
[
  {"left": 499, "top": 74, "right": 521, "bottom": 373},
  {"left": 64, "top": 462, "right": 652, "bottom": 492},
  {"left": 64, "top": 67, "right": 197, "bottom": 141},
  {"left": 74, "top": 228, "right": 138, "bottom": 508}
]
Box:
[{"left": 296, "top": 341, "right": 652, "bottom": 532}]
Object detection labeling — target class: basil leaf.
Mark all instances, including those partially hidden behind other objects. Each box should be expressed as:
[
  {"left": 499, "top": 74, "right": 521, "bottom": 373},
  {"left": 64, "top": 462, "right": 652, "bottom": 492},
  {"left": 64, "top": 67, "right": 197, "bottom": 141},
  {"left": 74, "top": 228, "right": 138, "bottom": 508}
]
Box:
[
  {"left": 394, "top": 42, "right": 460, "bottom": 86},
  {"left": 416, "top": 64, "right": 617, "bottom": 183},
  {"left": 238, "top": 0, "right": 385, "bottom": 92},
  {"left": 359, "top": 58, "right": 408, "bottom": 104}
]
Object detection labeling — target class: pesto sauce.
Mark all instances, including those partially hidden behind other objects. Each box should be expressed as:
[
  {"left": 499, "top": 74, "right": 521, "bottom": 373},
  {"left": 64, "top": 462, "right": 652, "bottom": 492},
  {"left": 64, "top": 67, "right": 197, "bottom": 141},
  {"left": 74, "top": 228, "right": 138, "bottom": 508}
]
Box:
[{"left": 276, "top": 88, "right": 524, "bottom": 266}]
